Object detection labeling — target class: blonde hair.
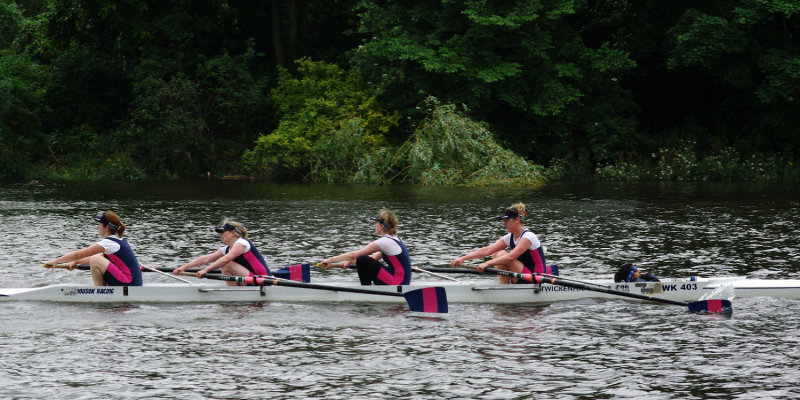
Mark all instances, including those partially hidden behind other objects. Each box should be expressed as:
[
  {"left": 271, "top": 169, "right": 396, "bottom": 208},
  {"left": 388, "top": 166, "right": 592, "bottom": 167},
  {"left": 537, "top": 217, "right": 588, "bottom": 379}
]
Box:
[
  {"left": 221, "top": 219, "right": 248, "bottom": 238},
  {"left": 510, "top": 202, "right": 529, "bottom": 219},
  {"left": 377, "top": 209, "right": 398, "bottom": 235}
]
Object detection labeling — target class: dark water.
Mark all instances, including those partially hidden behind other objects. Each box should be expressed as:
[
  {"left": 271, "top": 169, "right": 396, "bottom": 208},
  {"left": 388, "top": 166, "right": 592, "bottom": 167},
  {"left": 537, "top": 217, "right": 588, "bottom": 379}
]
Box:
[{"left": 1, "top": 180, "right": 799, "bottom": 399}]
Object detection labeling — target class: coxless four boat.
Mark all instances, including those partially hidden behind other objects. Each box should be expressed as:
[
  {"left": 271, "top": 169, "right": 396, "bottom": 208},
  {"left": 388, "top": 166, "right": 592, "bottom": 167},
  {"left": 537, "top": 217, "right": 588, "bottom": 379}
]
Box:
[{"left": 1, "top": 276, "right": 799, "bottom": 304}]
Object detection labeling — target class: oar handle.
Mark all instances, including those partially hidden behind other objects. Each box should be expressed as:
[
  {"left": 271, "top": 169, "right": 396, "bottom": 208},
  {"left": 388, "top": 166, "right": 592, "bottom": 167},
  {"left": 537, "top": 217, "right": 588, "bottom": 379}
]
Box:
[
  {"left": 43, "top": 263, "right": 90, "bottom": 270},
  {"left": 457, "top": 263, "right": 490, "bottom": 272},
  {"left": 316, "top": 261, "right": 351, "bottom": 269}
]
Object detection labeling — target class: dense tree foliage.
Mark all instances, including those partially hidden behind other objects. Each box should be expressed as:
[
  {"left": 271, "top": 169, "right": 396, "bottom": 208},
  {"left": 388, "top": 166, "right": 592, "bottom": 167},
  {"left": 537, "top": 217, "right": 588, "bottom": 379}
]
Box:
[
  {"left": 242, "top": 58, "right": 398, "bottom": 181},
  {"left": 386, "top": 97, "right": 545, "bottom": 186},
  {"left": 0, "top": 0, "right": 798, "bottom": 182},
  {"left": 349, "top": 0, "right": 639, "bottom": 168}
]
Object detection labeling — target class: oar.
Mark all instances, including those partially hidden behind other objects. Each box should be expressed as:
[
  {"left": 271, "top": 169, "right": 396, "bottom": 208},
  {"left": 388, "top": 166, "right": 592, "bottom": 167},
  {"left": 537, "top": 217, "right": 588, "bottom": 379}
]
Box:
[
  {"left": 318, "top": 262, "right": 460, "bottom": 282},
  {"left": 140, "top": 264, "right": 194, "bottom": 284},
  {"left": 446, "top": 264, "right": 605, "bottom": 288},
  {"left": 418, "top": 267, "right": 481, "bottom": 274},
  {"left": 153, "top": 264, "right": 311, "bottom": 282},
  {"left": 45, "top": 263, "right": 312, "bottom": 282},
  {"left": 317, "top": 262, "right": 461, "bottom": 283},
  {"left": 412, "top": 266, "right": 461, "bottom": 282},
  {"left": 459, "top": 264, "right": 731, "bottom": 314},
  {"left": 45, "top": 263, "right": 90, "bottom": 270},
  {"left": 176, "top": 272, "right": 448, "bottom": 313}
]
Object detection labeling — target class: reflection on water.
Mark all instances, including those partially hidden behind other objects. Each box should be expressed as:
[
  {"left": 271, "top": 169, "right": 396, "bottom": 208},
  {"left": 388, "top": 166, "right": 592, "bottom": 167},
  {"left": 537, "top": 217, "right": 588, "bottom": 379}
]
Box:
[{"left": 1, "top": 180, "right": 799, "bottom": 399}]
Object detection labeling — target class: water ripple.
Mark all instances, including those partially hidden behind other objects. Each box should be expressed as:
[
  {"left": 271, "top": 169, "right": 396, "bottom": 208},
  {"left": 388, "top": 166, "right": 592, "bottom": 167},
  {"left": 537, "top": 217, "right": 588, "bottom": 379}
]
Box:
[{"left": 1, "top": 181, "right": 799, "bottom": 399}]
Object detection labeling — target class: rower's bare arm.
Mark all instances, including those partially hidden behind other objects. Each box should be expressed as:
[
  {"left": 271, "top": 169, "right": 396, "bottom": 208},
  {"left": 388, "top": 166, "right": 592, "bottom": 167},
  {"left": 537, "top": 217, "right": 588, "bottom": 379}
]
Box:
[
  {"left": 322, "top": 243, "right": 381, "bottom": 268},
  {"left": 44, "top": 244, "right": 105, "bottom": 267},
  {"left": 452, "top": 239, "right": 507, "bottom": 267}
]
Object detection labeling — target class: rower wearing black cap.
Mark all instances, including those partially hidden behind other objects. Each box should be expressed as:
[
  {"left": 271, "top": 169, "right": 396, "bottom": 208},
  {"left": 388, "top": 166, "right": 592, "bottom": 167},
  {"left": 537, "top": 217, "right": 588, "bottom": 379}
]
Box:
[
  {"left": 319, "top": 209, "right": 413, "bottom": 286},
  {"left": 450, "top": 202, "right": 547, "bottom": 284},
  {"left": 173, "top": 220, "right": 270, "bottom": 285}
]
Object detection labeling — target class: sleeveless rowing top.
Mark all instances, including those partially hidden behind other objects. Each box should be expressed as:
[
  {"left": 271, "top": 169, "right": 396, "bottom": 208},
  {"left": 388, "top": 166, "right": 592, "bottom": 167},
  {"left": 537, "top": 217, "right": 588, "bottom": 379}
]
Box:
[
  {"left": 374, "top": 235, "right": 412, "bottom": 285},
  {"left": 505, "top": 229, "right": 547, "bottom": 275},
  {"left": 223, "top": 238, "right": 270, "bottom": 276},
  {"left": 102, "top": 236, "right": 143, "bottom": 286}
]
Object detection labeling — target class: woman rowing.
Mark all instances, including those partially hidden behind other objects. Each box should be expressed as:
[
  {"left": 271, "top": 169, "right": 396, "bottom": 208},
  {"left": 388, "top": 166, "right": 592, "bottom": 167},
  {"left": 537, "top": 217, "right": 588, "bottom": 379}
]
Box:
[
  {"left": 173, "top": 220, "right": 270, "bottom": 286},
  {"left": 319, "top": 209, "right": 413, "bottom": 286},
  {"left": 43, "top": 210, "right": 143, "bottom": 287},
  {"left": 450, "top": 202, "right": 546, "bottom": 284}
]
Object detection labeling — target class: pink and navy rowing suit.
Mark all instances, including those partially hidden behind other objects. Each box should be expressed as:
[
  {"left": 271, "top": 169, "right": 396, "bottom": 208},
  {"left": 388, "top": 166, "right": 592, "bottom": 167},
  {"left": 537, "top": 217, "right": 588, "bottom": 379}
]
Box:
[
  {"left": 372, "top": 235, "right": 412, "bottom": 285},
  {"left": 99, "top": 235, "right": 143, "bottom": 286},
  {"left": 505, "top": 229, "right": 547, "bottom": 283},
  {"left": 222, "top": 238, "right": 270, "bottom": 276}
]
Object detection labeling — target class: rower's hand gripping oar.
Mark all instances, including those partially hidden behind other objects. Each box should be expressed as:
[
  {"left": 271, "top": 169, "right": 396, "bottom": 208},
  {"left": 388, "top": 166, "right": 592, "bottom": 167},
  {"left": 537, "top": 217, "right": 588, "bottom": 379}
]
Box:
[
  {"left": 177, "top": 271, "right": 448, "bottom": 314},
  {"left": 458, "top": 264, "right": 732, "bottom": 315},
  {"left": 44, "top": 263, "right": 88, "bottom": 270},
  {"left": 166, "top": 264, "right": 311, "bottom": 282}
]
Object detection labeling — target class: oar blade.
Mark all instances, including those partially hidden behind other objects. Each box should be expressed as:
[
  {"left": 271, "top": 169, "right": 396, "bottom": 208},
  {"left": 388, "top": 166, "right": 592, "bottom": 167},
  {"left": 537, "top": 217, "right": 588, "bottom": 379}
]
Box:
[
  {"left": 403, "top": 287, "right": 448, "bottom": 313},
  {"left": 687, "top": 299, "right": 733, "bottom": 315},
  {"left": 272, "top": 264, "right": 311, "bottom": 282}
]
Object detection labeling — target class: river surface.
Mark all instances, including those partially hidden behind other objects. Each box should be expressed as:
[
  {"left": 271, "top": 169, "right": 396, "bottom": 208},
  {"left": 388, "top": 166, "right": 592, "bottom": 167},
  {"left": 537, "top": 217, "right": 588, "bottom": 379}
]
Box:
[{"left": 1, "top": 180, "right": 799, "bottom": 399}]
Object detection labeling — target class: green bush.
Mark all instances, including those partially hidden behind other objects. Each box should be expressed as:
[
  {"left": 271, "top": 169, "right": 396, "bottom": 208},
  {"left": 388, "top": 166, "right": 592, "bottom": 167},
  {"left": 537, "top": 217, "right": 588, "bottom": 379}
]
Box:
[
  {"left": 43, "top": 125, "right": 146, "bottom": 180},
  {"left": 390, "top": 97, "right": 546, "bottom": 186},
  {"left": 243, "top": 58, "right": 398, "bottom": 180},
  {"left": 589, "top": 141, "right": 800, "bottom": 182},
  {"left": 594, "top": 161, "right": 645, "bottom": 181},
  {"left": 310, "top": 118, "right": 383, "bottom": 183}
]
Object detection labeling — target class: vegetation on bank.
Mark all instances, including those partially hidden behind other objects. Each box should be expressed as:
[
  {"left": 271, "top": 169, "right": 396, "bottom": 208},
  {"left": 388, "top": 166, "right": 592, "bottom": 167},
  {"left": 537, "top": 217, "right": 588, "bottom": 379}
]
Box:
[{"left": 1, "top": 1, "right": 799, "bottom": 184}]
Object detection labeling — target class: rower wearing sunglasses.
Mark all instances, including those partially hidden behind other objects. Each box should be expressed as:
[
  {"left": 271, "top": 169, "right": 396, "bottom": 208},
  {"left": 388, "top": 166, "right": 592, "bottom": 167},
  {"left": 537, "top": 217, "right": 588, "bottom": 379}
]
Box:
[
  {"left": 450, "top": 202, "right": 547, "bottom": 284},
  {"left": 173, "top": 220, "right": 270, "bottom": 286},
  {"left": 319, "top": 209, "right": 413, "bottom": 286}
]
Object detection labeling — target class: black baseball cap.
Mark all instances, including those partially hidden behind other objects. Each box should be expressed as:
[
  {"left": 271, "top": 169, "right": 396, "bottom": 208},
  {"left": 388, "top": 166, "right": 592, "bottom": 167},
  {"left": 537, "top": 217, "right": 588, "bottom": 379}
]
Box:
[
  {"left": 495, "top": 207, "right": 520, "bottom": 220},
  {"left": 214, "top": 223, "right": 242, "bottom": 236},
  {"left": 369, "top": 215, "right": 393, "bottom": 230},
  {"left": 92, "top": 212, "right": 119, "bottom": 230}
]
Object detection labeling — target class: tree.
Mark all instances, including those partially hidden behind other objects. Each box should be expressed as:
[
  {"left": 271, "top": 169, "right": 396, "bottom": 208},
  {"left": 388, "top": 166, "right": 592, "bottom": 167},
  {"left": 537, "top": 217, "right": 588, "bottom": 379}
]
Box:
[
  {"left": 665, "top": 1, "right": 800, "bottom": 155},
  {"left": 243, "top": 58, "right": 398, "bottom": 180},
  {"left": 348, "top": 0, "right": 638, "bottom": 167},
  {"left": 0, "top": 50, "right": 50, "bottom": 179},
  {"left": 0, "top": 1, "right": 23, "bottom": 48}
]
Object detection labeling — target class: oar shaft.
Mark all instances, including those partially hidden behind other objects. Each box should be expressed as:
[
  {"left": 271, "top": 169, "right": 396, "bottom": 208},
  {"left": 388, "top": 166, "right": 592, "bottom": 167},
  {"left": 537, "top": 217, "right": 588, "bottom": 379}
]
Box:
[
  {"left": 482, "top": 266, "right": 689, "bottom": 306},
  {"left": 457, "top": 263, "right": 613, "bottom": 289},
  {"left": 150, "top": 267, "right": 222, "bottom": 274},
  {"left": 535, "top": 275, "right": 689, "bottom": 307},
  {"left": 44, "top": 263, "right": 90, "bottom": 270},
  {"left": 419, "top": 267, "right": 481, "bottom": 275},
  {"left": 323, "top": 262, "right": 461, "bottom": 282},
  {"left": 412, "top": 267, "right": 461, "bottom": 282},
  {"left": 176, "top": 271, "right": 404, "bottom": 297},
  {"left": 457, "top": 263, "right": 689, "bottom": 307}
]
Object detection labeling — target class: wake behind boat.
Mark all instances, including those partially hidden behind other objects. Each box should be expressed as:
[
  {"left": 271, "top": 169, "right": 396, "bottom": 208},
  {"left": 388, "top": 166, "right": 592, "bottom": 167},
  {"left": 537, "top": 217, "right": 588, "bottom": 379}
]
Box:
[{"left": 2, "top": 276, "right": 800, "bottom": 304}]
